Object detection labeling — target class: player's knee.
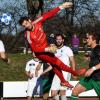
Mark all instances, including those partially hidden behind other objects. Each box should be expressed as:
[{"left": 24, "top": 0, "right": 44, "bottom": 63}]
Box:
[
  {"left": 60, "top": 90, "right": 66, "bottom": 95},
  {"left": 72, "top": 83, "right": 86, "bottom": 96},
  {"left": 72, "top": 88, "right": 79, "bottom": 96},
  {"left": 51, "top": 90, "right": 58, "bottom": 97}
]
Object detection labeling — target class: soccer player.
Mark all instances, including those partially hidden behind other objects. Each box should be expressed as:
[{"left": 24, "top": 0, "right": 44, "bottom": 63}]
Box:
[
  {"left": 25, "top": 58, "right": 43, "bottom": 100},
  {"left": 70, "top": 33, "right": 100, "bottom": 99},
  {"left": 19, "top": 2, "right": 86, "bottom": 88},
  {"left": 0, "top": 40, "right": 11, "bottom": 64},
  {"left": 51, "top": 34, "right": 76, "bottom": 100}
]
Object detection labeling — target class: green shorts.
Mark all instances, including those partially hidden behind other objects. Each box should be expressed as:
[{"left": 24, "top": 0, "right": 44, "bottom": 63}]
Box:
[
  {"left": 79, "top": 78, "right": 100, "bottom": 97},
  {"left": 42, "top": 78, "right": 52, "bottom": 94}
]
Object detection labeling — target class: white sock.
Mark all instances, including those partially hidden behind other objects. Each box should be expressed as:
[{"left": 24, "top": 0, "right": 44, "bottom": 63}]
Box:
[
  {"left": 54, "top": 95, "right": 59, "bottom": 100},
  {"left": 61, "top": 95, "right": 66, "bottom": 100}
]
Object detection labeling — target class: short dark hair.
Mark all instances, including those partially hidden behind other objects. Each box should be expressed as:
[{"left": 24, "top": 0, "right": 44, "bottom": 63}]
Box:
[
  {"left": 55, "top": 34, "right": 65, "bottom": 40},
  {"left": 89, "top": 33, "right": 99, "bottom": 44},
  {"left": 19, "top": 16, "right": 29, "bottom": 25}
]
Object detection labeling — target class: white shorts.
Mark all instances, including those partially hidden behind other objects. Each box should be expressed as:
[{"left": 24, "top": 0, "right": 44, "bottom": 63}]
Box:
[
  {"left": 27, "top": 77, "right": 43, "bottom": 97},
  {"left": 51, "top": 71, "right": 71, "bottom": 90},
  {"left": 0, "top": 41, "right": 5, "bottom": 52}
]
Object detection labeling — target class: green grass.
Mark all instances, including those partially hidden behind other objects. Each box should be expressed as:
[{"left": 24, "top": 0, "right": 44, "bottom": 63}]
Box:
[
  {"left": 71, "top": 53, "right": 89, "bottom": 80},
  {"left": 0, "top": 53, "right": 88, "bottom": 81},
  {"left": 0, "top": 53, "right": 32, "bottom": 81},
  {"left": 75, "top": 53, "right": 89, "bottom": 69}
]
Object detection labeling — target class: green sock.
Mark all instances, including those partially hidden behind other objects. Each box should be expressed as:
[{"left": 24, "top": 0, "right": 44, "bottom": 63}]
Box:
[
  {"left": 42, "top": 97, "right": 47, "bottom": 100},
  {"left": 42, "top": 97, "right": 45, "bottom": 100},
  {"left": 70, "top": 95, "right": 78, "bottom": 100}
]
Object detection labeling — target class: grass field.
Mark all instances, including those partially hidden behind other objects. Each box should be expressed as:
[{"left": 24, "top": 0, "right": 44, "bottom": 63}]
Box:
[{"left": 0, "top": 53, "right": 88, "bottom": 81}]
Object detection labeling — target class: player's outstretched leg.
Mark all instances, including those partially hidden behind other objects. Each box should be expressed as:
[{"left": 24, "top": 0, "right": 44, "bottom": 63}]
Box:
[
  {"left": 53, "top": 66, "right": 73, "bottom": 88},
  {"left": 37, "top": 54, "right": 86, "bottom": 88},
  {"left": 53, "top": 57, "right": 86, "bottom": 76},
  {"left": 39, "top": 54, "right": 86, "bottom": 76}
]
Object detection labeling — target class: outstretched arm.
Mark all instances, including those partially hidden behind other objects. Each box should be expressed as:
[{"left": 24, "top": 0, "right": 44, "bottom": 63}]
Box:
[
  {"left": 40, "top": 65, "right": 52, "bottom": 76},
  {"left": 33, "top": 2, "right": 73, "bottom": 24},
  {"left": 85, "top": 63, "right": 100, "bottom": 77}
]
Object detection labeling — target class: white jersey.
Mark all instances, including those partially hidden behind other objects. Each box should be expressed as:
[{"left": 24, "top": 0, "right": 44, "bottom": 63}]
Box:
[
  {"left": 25, "top": 59, "right": 43, "bottom": 80},
  {"left": 55, "top": 46, "right": 73, "bottom": 66},
  {"left": 51, "top": 46, "right": 74, "bottom": 90},
  {"left": 0, "top": 40, "right": 5, "bottom": 52}
]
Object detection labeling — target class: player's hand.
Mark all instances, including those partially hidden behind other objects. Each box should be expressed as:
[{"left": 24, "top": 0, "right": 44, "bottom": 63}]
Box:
[
  {"left": 60, "top": 2, "right": 73, "bottom": 9},
  {"left": 72, "top": 75, "right": 78, "bottom": 80},
  {"left": 85, "top": 68, "right": 94, "bottom": 77},
  {"left": 7, "top": 58, "right": 11, "bottom": 65},
  {"left": 45, "top": 45, "right": 57, "bottom": 53},
  {"left": 29, "top": 73, "right": 34, "bottom": 78}
]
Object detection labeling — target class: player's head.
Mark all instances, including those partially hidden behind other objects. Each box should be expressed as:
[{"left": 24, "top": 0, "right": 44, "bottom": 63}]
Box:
[
  {"left": 19, "top": 16, "right": 33, "bottom": 30},
  {"left": 55, "top": 34, "right": 65, "bottom": 47},
  {"left": 86, "top": 33, "right": 99, "bottom": 47}
]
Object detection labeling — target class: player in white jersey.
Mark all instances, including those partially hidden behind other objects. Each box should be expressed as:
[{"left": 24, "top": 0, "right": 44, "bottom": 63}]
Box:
[
  {"left": 0, "top": 40, "right": 11, "bottom": 64},
  {"left": 25, "top": 58, "right": 43, "bottom": 100},
  {"left": 0, "top": 40, "right": 5, "bottom": 52},
  {"left": 51, "top": 34, "right": 76, "bottom": 100}
]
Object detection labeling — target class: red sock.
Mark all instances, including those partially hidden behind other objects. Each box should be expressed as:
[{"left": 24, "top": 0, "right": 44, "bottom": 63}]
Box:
[{"left": 53, "top": 66, "right": 66, "bottom": 83}]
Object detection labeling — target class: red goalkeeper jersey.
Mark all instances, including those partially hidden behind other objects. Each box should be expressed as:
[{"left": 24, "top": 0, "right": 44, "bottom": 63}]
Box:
[{"left": 25, "top": 7, "right": 61, "bottom": 53}]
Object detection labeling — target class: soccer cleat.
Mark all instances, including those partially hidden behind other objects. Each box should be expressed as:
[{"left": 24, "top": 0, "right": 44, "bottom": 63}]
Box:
[{"left": 61, "top": 81, "right": 74, "bottom": 88}]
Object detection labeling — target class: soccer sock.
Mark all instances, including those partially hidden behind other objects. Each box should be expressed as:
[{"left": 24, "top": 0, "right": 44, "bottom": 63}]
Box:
[
  {"left": 54, "top": 95, "right": 59, "bottom": 100},
  {"left": 61, "top": 95, "right": 66, "bottom": 100},
  {"left": 53, "top": 66, "right": 66, "bottom": 83},
  {"left": 43, "top": 97, "right": 49, "bottom": 100},
  {"left": 70, "top": 95, "right": 78, "bottom": 100},
  {"left": 42, "top": 97, "right": 46, "bottom": 100}
]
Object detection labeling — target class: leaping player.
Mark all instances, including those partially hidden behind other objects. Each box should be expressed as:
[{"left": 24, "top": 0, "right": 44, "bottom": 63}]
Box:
[{"left": 19, "top": 2, "right": 86, "bottom": 88}]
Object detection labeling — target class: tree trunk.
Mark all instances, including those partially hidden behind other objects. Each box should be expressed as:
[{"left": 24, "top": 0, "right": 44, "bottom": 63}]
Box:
[
  {"left": 26, "top": 0, "right": 34, "bottom": 19},
  {"left": 26, "top": 0, "right": 44, "bottom": 19}
]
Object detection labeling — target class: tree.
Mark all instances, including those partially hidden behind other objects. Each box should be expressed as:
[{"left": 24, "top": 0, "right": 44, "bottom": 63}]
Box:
[
  {"left": 65, "top": 0, "right": 100, "bottom": 34},
  {"left": 0, "top": 0, "right": 99, "bottom": 52},
  {"left": 26, "top": 0, "right": 44, "bottom": 19}
]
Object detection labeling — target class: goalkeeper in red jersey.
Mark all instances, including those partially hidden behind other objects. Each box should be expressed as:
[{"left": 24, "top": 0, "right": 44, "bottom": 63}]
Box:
[{"left": 19, "top": 2, "right": 86, "bottom": 88}]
